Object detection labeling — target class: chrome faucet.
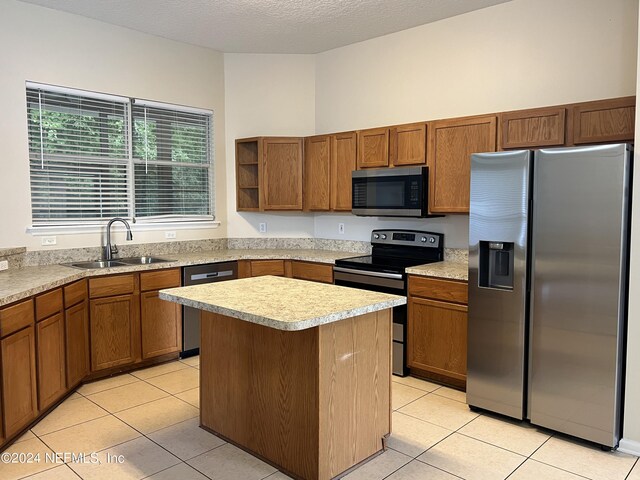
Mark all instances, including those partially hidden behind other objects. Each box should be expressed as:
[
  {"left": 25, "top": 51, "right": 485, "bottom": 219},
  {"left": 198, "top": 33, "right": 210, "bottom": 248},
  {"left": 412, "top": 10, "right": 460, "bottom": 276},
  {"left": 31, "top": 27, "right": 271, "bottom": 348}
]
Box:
[{"left": 104, "top": 217, "right": 133, "bottom": 260}]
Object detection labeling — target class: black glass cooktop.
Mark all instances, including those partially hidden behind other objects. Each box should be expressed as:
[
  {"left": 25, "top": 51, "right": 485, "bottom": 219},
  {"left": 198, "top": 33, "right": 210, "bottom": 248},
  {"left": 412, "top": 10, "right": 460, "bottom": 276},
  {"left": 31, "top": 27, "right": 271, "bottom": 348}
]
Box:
[{"left": 335, "top": 254, "right": 440, "bottom": 275}]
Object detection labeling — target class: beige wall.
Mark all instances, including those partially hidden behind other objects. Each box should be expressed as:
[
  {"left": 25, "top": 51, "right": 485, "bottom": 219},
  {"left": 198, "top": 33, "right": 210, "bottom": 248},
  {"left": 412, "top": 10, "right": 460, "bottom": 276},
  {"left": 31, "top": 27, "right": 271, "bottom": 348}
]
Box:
[
  {"left": 223, "top": 53, "right": 316, "bottom": 238},
  {"left": 312, "top": 0, "right": 638, "bottom": 247},
  {"left": 0, "top": 0, "right": 226, "bottom": 250},
  {"left": 315, "top": 0, "right": 637, "bottom": 133},
  {"left": 620, "top": 5, "right": 640, "bottom": 456}
]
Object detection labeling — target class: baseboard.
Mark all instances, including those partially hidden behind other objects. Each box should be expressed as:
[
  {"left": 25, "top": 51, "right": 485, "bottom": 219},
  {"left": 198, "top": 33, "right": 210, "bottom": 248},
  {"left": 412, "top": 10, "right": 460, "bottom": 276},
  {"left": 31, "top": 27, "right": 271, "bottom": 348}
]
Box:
[{"left": 618, "top": 438, "right": 640, "bottom": 456}]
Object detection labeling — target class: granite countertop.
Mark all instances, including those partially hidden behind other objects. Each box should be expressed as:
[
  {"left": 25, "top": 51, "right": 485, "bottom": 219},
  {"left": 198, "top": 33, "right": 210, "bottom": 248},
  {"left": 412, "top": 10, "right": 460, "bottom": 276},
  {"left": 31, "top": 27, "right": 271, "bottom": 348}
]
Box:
[
  {"left": 0, "top": 249, "right": 360, "bottom": 307},
  {"left": 406, "top": 260, "right": 468, "bottom": 281},
  {"left": 160, "top": 275, "right": 406, "bottom": 331}
]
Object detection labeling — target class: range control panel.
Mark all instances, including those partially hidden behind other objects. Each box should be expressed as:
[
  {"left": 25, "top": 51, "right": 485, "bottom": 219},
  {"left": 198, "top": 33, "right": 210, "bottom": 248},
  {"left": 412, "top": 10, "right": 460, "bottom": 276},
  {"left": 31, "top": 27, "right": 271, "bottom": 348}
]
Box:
[{"left": 371, "top": 229, "right": 442, "bottom": 248}]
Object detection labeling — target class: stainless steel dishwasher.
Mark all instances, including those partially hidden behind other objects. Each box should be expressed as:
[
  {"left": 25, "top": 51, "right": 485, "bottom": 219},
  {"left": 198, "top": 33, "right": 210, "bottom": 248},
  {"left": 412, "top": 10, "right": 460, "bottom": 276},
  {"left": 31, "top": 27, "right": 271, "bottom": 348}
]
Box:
[{"left": 181, "top": 261, "right": 238, "bottom": 358}]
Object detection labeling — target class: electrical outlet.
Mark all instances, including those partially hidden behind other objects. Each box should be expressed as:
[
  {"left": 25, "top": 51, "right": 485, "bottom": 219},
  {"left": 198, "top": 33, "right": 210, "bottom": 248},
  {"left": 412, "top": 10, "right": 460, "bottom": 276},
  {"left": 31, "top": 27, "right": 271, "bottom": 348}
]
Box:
[
  {"left": 41, "top": 236, "right": 57, "bottom": 246},
  {"left": 165, "top": 231, "right": 177, "bottom": 239},
  {"left": 338, "top": 223, "right": 345, "bottom": 235},
  {"left": 0, "top": 260, "right": 8, "bottom": 271},
  {"left": 259, "top": 222, "right": 267, "bottom": 233}
]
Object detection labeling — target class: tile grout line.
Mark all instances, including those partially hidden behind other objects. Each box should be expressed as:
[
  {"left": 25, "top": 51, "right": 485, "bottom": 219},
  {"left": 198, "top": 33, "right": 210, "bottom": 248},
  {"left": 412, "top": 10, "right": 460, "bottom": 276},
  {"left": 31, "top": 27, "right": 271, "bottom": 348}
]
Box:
[
  {"left": 511, "top": 434, "right": 600, "bottom": 480},
  {"left": 454, "top": 430, "right": 534, "bottom": 458},
  {"left": 624, "top": 458, "right": 639, "bottom": 480}
]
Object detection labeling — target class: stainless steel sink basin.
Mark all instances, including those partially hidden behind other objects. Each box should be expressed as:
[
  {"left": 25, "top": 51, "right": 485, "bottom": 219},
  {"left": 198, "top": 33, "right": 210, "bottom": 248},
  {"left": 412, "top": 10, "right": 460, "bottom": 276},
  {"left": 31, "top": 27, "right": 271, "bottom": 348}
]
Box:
[
  {"left": 69, "top": 260, "right": 128, "bottom": 269},
  {"left": 65, "top": 256, "right": 173, "bottom": 269},
  {"left": 118, "top": 256, "right": 172, "bottom": 265}
]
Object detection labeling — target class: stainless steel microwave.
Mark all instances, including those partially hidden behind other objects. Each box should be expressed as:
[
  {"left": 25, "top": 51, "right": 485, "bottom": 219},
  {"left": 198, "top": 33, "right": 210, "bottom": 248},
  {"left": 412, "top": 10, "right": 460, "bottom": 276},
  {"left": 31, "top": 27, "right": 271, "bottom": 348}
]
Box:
[{"left": 352, "top": 166, "right": 433, "bottom": 217}]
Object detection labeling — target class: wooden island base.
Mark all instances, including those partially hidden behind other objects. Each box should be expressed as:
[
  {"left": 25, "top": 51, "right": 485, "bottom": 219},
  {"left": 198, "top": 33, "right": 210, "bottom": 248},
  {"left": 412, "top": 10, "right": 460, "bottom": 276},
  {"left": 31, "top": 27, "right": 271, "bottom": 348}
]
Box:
[{"left": 200, "top": 308, "right": 392, "bottom": 480}]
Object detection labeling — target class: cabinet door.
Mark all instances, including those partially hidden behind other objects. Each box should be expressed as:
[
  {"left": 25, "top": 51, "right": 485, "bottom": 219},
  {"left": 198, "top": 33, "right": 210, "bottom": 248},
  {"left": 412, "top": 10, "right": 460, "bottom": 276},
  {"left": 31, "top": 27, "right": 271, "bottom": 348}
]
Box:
[
  {"left": 290, "top": 261, "right": 333, "bottom": 284},
  {"left": 65, "top": 300, "right": 89, "bottom": 388},
  {"left": 408, "top": 297, "right": 467, "bottom": 382},
  {"left": 249, "top": 260, "right": 286, "bottom": 277},
  {"left": 330, "top": 132, "right": 357, "bottom": 211},
  {"left": 571, "top": 96, "right": 635, "bottom": 145},
  {"left": 37, "top": 313, "right": 67, "bottom": 410},
  {"left": 262, "top": 137, "right": 303, "bottom": 210},
  {"left": 391, "top": 123, "right": 427, "bottom": 166},
  {"left": 357, "top": 128, "right": 389, "bottom": 168},
  {"left": 500, "top": 107, "right": 566, "bottom": 149},
  {"left": 2, "top": 326, "right": 38, "bottom": 437},
  {"left": 304, "top": 135, "right": 331, "bottom": 211},
  {"left": 141, "top": 291, "right": 181, "bottom": 359},
  {"left": 428, "top": 115, "right": 496, "bottom": 213},
  {"left": 90, "top": 294, "right": 139, "bottom": 372}
]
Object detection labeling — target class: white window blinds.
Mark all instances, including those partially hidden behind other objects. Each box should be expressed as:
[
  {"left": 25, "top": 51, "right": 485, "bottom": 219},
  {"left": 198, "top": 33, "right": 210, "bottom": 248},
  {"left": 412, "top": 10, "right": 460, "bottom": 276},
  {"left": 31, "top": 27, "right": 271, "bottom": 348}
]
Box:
[
  {"left": 132, "top": 101, "right": 212, "bottom": 221},
  {"left": 26, "top": 83, "right": 214, "bottom": 227},
  {"left": 27, "top": 85, "right": 130, "bottom": 225}
]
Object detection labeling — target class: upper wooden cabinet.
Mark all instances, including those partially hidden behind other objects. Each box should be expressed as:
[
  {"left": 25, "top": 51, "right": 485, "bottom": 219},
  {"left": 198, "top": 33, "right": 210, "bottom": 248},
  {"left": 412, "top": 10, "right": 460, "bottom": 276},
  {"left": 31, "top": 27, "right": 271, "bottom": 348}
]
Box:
[
  {"left": 304, "top": 135, "right": 331, "bottom": 211},
  {"left": 499, "top": 107, "right": 566, "bottom": 149},
  {"left": 571, "top": 96, "right": 635, "bottom": 145},
  {"left": 304, "top": 132, "right": 357, "bottom": 212},
  {"left": 358, "top": 127, "right": 389, "bottom": 169},
  {"left": 236, "top": 138, "right": 261, "bottom": 211},
  {"left": 428, "top": 115, "right": 497, "bottom": 214},
  {"left": 357, "top": 123, "right": 426, "bottom": 169},
  {"left": 262, "top": 137, "right": 304, "bottom": 210},
  {"left": 236, "top": 137, "right": 303, "bottom": 211},
  {"left": 390, "top": 123, "right": 427, "bottom": 166},
  {"left": 331, "top": 132, "right": 357, "bottom": 211}
]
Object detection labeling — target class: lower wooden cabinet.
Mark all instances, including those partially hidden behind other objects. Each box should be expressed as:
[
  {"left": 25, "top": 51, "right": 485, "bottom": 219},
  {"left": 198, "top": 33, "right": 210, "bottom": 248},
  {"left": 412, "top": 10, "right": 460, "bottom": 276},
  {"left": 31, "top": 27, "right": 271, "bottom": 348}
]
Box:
[
  {"left": 65, "top": 300, "right": 90, "bottom": 388},
  {"left": 239, "top": 259, "right": 287, "bottom": 278},
  {"left": 1, "top": 325, "right": 38, "bottom": 438},
  {"left": 290, "top": 261, "right": 333, "bottom": 284},
  {"left": 140, "top": 269, "right": 182, "bottom": 360},
  {"left": 407, "top": 275, "right": 468, "bottom": 387},
  {"left": 90, "top": 294, "right": 140, "bottom": 372},
  {"left": 408, "top": 297, "right": 467, "bottom": 382},
  {"left": 36, "top": 313, "right": 67, "bottom": 410}
]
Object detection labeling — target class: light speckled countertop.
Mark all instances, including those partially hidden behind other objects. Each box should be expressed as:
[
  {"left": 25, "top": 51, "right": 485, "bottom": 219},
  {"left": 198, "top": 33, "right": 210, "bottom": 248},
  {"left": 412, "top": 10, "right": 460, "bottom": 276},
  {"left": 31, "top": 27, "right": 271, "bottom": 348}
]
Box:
[
  {"left": 0, "top": 247, "right": 468, "bottom": 307},
  {"left": 160, "top": 275, "right": 406, "bottom": 331},
  {"left": 0, "top": 249, "right": 359, "bottom": 307},
  {"left": 406, "top": 260, "right": 468, "bottom": 281}
]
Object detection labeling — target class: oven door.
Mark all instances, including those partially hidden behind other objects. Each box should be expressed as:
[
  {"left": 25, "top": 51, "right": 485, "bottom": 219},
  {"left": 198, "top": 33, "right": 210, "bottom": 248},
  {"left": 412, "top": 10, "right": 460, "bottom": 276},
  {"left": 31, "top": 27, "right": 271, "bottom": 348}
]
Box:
[{"left": 334, "top": 267, "right": 408, "bottom": 376}]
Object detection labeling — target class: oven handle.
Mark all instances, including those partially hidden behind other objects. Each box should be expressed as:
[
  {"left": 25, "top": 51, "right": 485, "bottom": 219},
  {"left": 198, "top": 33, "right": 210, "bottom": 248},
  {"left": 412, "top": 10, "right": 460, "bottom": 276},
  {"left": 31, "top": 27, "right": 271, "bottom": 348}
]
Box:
[{"left": 333, "top": 266, "right": 404, "bottom": 280}]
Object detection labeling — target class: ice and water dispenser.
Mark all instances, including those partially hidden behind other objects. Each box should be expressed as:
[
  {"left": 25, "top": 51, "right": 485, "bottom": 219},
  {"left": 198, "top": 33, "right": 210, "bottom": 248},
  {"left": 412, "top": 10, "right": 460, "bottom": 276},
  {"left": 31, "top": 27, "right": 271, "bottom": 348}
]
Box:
[{"left": 478, "top": 241, "right": 514, "bottom": 290}]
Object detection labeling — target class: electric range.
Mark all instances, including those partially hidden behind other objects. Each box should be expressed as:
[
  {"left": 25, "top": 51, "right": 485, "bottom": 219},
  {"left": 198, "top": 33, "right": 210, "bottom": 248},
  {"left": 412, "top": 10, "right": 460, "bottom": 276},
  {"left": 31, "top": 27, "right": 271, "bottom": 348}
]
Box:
[{"left": 333, "top": 229, "right": 444, "bottom": 376}]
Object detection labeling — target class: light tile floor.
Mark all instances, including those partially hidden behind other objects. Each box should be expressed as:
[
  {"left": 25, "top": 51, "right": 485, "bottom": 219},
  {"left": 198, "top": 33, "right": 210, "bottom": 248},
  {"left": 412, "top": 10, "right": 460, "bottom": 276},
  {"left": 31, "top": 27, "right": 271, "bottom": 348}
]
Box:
[{"left": 2, "top": 358, "right": 638, "bottom": 480}]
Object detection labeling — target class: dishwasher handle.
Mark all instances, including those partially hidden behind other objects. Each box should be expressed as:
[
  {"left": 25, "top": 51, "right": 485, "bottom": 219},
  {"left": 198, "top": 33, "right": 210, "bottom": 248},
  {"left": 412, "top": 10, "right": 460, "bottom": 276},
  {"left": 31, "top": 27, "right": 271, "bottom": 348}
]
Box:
[{"left": 190, "top": 270, "right": 234, "bottom": 281}]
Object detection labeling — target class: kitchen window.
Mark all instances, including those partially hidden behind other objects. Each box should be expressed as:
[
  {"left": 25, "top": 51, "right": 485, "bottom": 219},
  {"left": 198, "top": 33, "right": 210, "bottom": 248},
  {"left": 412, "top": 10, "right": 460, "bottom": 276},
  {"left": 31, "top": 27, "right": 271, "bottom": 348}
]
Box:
[{"left": 26, "top": 82, "right": 214, "bottom": 228}]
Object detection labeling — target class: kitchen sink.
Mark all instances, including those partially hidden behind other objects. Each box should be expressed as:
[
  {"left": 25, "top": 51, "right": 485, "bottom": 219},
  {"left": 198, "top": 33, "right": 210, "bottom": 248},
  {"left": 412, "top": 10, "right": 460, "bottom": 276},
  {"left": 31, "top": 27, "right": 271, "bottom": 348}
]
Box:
[
  {"left": 65, "top": 256, "right": 173, "bottom": 269},
  {"left": 118, "top": 256, "right": 173, "bottom": 265},
  {"left": 68, "top": 260, "right": 128, "bottom": 269}
]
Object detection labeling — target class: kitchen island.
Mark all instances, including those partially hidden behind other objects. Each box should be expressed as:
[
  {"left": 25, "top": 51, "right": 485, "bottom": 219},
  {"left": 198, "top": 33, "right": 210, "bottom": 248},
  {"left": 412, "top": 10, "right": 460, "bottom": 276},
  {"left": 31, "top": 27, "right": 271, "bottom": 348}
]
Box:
[{"left": 160, "top": 275, "right": 405, "bottom": 480}]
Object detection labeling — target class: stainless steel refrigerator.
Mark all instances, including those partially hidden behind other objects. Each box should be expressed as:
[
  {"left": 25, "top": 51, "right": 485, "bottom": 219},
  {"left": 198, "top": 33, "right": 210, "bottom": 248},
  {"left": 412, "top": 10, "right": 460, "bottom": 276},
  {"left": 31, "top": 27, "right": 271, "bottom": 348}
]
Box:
[{"left": 467, "top": 143, "right": 631, "bottom": 448}]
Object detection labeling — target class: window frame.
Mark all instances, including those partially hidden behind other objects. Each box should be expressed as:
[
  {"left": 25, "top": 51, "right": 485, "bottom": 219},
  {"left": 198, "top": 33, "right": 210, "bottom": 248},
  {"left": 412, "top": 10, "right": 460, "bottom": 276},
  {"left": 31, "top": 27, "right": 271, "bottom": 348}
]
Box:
[{"left": 25, "top": 82, "right": 216, "bottom": 233}]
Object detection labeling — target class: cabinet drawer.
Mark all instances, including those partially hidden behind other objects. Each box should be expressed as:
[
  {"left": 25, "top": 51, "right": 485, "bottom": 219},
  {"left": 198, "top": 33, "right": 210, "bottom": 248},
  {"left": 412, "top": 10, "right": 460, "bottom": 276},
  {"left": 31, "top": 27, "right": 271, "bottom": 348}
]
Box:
[
  {"left": 35, "top": 288, "right": 63, "bottom": 321},
  {"left": 64, "top": 279, "right": 87, "bottom": 309},
  {"left": 291, "top": 261, "right": 333, "bottom": 284},
  {"left": 250, "top": 260, "right": 286, "bottom": 277},
  {"left": 89, "top": 274, "right": 135, "bottom": 299},
  {"left": 0, "top": 299, "right": 34, "bottom": 337},
  {"left": 140, "top": 268, "right": 181, "bottom": 292},
  {"left": 408, "top": 276, "right": 468, "bottom": 304}
]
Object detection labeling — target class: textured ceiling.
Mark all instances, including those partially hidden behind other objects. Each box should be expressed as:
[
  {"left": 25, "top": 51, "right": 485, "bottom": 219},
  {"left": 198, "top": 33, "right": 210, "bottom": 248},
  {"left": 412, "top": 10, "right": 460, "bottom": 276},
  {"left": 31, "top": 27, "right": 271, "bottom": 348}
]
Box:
[{"left": 18, "top": 0, "right": 511, "bottom": 54}]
